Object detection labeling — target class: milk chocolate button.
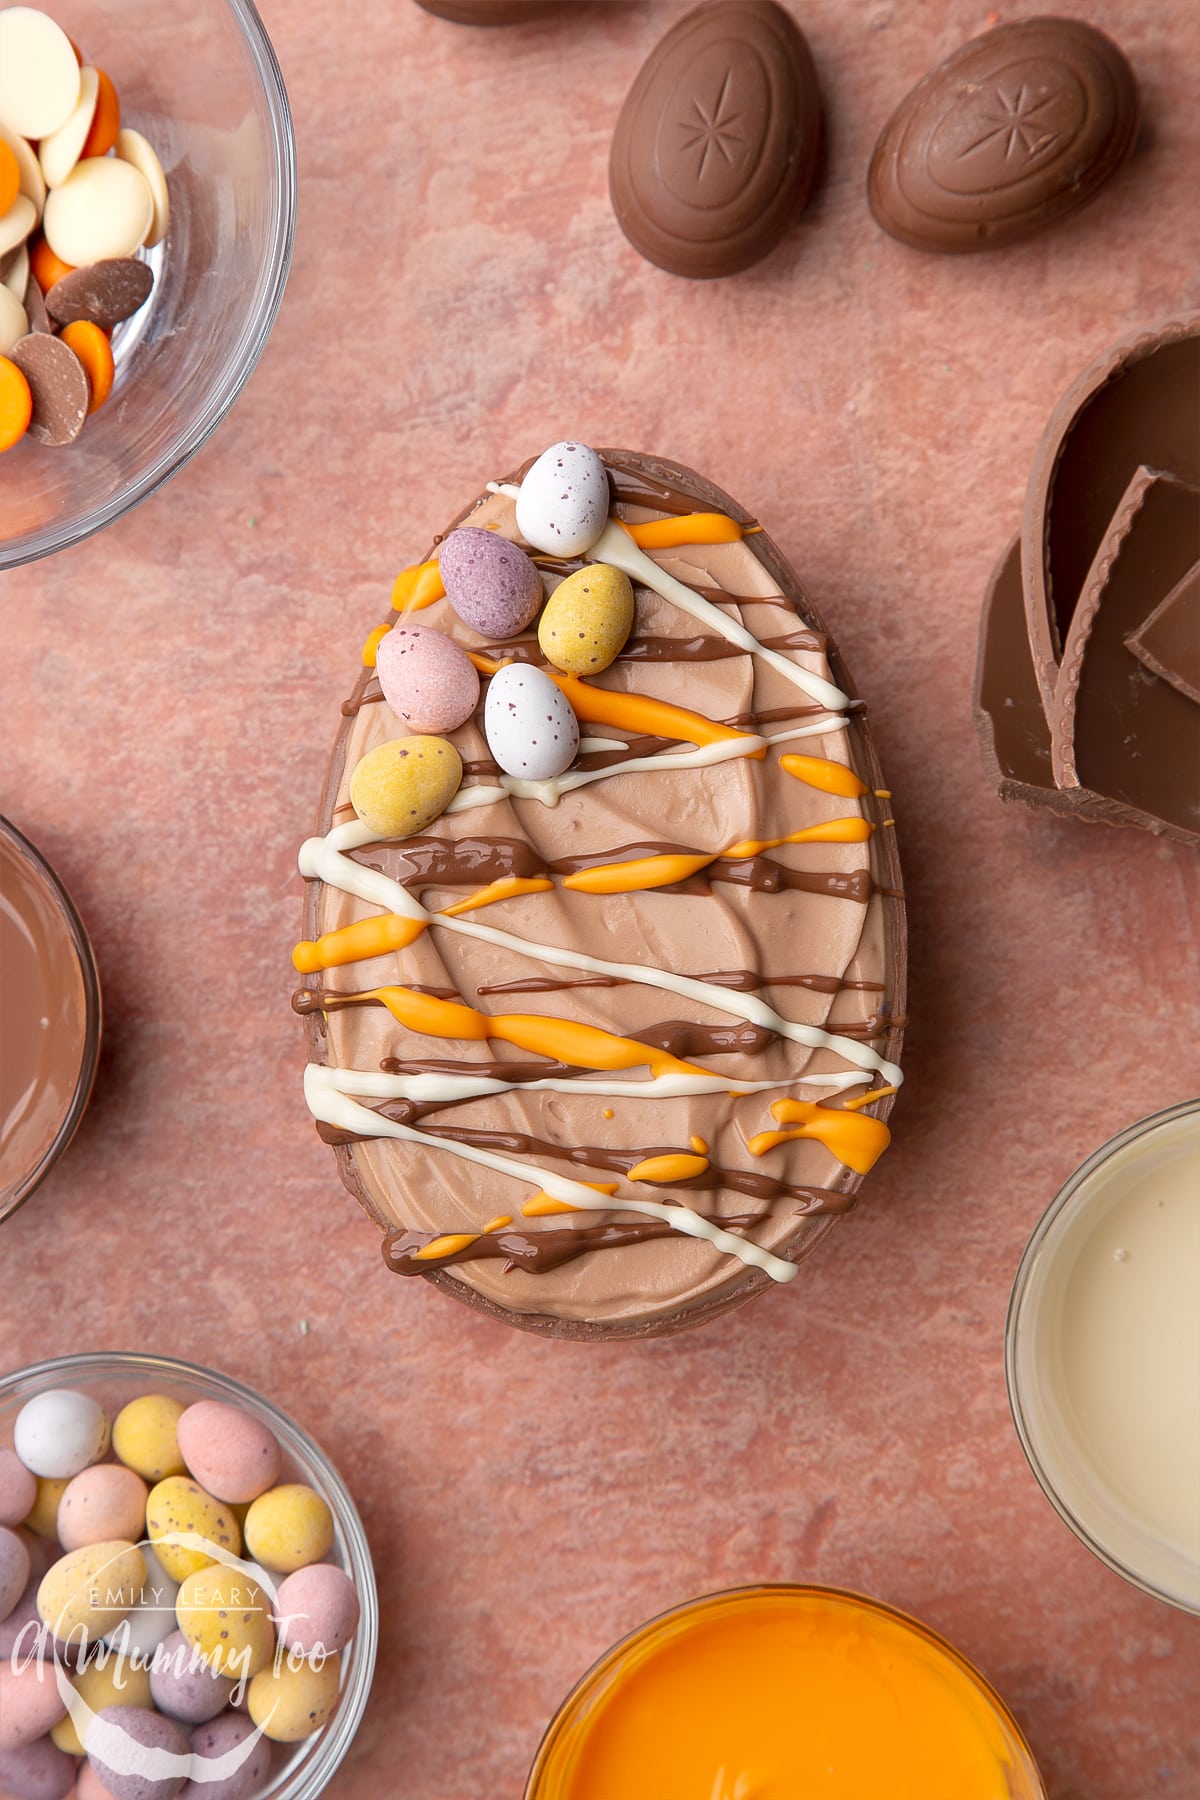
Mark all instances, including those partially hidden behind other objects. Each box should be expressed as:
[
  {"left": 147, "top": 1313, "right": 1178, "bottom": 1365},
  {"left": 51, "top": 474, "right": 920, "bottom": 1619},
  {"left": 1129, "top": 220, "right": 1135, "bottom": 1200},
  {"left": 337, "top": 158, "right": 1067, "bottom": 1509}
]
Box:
[
  {"left": 10, "top": 332, "right": 89, "bottom": 445},
  {"left": 46, "top": 257, "right": 154, "bottom": 329},
  {"left": 868, "top": 16, "right": 1139, "bottom": 252},
  {"left": 609, "top": 0, "right": 822, "bottom": 278}
]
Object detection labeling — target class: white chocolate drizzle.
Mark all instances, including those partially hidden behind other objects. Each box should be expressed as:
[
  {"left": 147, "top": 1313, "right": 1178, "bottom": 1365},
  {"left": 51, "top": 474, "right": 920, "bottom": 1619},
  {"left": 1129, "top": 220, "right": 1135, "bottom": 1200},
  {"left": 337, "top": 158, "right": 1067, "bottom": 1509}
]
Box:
[
  {"left": 305, "top": 1067, "right": 799, "bottom": 1283},
  {"left": 490, "top": 481, "right": 848, "bottom": 711},
  {"left": 299, "top": 820, "right": 902, "bottom": 1085}
]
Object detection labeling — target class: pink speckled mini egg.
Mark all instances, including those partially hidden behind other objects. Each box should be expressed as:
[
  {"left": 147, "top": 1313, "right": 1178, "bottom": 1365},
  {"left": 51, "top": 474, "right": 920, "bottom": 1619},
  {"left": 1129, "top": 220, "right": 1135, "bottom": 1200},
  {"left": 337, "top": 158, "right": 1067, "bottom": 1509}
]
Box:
[
  {"left": 0, "top": 1449, "right": 37, "bottom": 1528},
  {"left": 57, "top": 1463, "right": 149, "bottom": 1551},
  {"left": 274, "top": 1561, "right": 360, "bottom": 1656},
  {"left": 176, "top": 1401, "right": 281, "bottom": 1505},
  {"left": 375, "top": 622, "right": 480, "bottom": 734}
]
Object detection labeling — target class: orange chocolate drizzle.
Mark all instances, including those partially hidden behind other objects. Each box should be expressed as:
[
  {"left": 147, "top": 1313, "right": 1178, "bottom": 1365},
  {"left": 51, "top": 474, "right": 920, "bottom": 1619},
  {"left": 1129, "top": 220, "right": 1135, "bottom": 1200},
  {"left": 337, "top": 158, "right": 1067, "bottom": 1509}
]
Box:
[{"left": 300, "top": 453, "right": 903, "bottom": 1286}]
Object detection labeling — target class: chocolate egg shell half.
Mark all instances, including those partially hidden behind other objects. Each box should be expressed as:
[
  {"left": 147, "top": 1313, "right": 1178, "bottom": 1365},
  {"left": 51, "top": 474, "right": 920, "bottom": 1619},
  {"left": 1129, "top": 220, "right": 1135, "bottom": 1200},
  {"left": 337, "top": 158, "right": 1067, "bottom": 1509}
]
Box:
[
  {"left": 609, "top": 0, "right": 822, "bottom": 278},
  {"left": 868, "top": 16, "right": 1139, "bottom": 253}
]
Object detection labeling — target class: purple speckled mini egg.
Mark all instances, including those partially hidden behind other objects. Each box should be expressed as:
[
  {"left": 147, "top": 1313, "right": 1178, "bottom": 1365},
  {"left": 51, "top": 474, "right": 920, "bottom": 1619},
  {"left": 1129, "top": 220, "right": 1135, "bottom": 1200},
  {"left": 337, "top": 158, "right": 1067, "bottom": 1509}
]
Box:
[
  {"left": 375, "top": 623, "right": 480, "bottom": 734},
  {"left": 438, "top": 526, "right": 544, "bottom": 638},
  {"left": 0, "top": 1733, "right": 77, "bottom": 1800},
  {"left": 86, "top": 1705, "right": 190, "bottom": 1800},
  {"left": 149, "top": 1630, "right": 237, "bottom": 1724},
  {"left": 178, "top": 1713, "right": 271, "bottom": 1800}
]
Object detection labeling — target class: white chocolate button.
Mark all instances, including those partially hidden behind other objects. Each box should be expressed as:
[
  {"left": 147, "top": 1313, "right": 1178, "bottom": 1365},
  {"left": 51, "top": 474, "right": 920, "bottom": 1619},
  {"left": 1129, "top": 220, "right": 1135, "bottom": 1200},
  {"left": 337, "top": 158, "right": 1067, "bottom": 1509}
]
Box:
[
  {"left": 114, "top": 128, "right": 169, "bottom": 248},
  {"left": 39, "top": 65, "right": 98, "bottom": 190},
  {"left": 42, "top": 156, "right": 153, "bottom": 264},
  {"left": 0, "top": 7, "right": 81, "bottom": 139},
  {"left": 1, "top": 238, "right": 28, "bottom": 298},
  {"left": 0, "top": 191, "right": 35, "bottom": 258},
  {"left": 0, "top": 120, "right": 46, "bottom": 215},
  {"left": 0, "top": 280, "right": 27, "bottom": 352}
]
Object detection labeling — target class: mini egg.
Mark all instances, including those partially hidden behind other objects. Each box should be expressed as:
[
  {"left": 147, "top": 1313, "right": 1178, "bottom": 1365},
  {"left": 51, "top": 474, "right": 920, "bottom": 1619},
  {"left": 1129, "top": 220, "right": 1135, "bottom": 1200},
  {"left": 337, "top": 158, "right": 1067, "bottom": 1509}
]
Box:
[
  {"left": 515, "top": 441, "right": 609, "bottom": 556},
  {"left": 50, "top": 1651, "right": 153, "bottom": 1757},
  {"left": 176, "top": 1401, "right": 281, "bottom": 1506},
  {"left": 438, "top": 526, "right": 544, "bottom": 638},
  {"left": 0, "top": 1733, "right": 76, "bottom": 1800},
  {"left": 0, "top": 1570, "right": 42, "bottom": 1663},
  {"left": 14, "top": 1388, "right": 110, "bottom": 1479},
  {"left": 149, "top": 1628, "right": 237, "bottom": 1724},
  {"left": 538, "top": 563, "right": 635, "bottom": 675},
  {"left": 0, "top": 1524, "right": 30, "bottom": 1622},
  {"left": 101, "top": 1543, "right": 179, "bottom": 1661},
  {"left": 0, "top": 1656, "right": 67, "bottom": 1749},
  {"left": 145, "top": 1477, "right": 241, "bottom": 1583},
  {"left": 175, "top": 1563, "right": 275, "bottom": 1680},
  {"left": 57, "top": 1463, "right": 149, "bottom": 1551},
  {"left": 180, "top": 1712, "right": 271, "bottom": 1800},
  {"left": 484, "top": 662, "right": 579, "bottom": 780},
  {"left": 243, "top": 1483, "right": 333, "bottom": 1574},
  {"left": 22, "top": 1476, "right": 69, "bottom": 1539},
  {"left": 247, "top": 1650, "right": 341, "bottom": 1743},
  {"left": 375, "top": 623, "right": 480, "bottom": 734},
  {"left": 0, "top": 1449, "right": 37, "bottom": 1527},
  {"left": 274, "top": 1563, "right": 360, "bottom": 1657},
  {"left": 349, "top": 735, "right": 462, "bottom": 840},
  {"left": 85, "top": 1705, "right": 189, "bottom": 1800},
  {"left": 112, "top": 1394, "right": 187, "bottom": 1484},
  {"left": 37, "top": 1539, "right": 145, "bottom": 1645}
]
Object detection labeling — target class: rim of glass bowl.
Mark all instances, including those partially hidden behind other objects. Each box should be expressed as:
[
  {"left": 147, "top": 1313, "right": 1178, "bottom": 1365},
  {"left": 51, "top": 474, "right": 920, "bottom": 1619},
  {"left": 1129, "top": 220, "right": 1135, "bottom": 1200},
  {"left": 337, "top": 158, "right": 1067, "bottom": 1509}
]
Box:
[
  {"left": 524, "top": 1582, "right": 1046, "bottom": 1799},
  {"left": 0, "top": 1351, "right": 378, "bottom": 1799},
  {"left": 1005, "top": 1096, "right": 1200, "bottom": 1618},
  {"left": 0, "top": 0, "right": 297, "bottom": 573},
  {"left": 0, "top": 816, "right": 103, "bottom": 1228}
]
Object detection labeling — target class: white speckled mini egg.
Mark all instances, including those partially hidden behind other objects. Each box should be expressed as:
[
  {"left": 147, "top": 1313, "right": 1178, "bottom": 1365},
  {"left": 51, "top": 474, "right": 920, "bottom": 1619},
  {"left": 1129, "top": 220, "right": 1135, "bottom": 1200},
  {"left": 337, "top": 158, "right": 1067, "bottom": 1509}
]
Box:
[
  {"left": 484, "top": 663, "right": 579, "bottom": 780},
  {"left": 515, "top": 440, "right": 609, "bottom": 556}
]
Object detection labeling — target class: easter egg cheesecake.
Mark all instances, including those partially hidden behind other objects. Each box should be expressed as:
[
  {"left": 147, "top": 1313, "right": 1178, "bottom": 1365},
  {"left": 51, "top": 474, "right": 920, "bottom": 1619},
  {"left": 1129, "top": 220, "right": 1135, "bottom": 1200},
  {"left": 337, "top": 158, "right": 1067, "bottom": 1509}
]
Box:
[{"left": 293, "top": 446, "right": 905, "bottom": 1337}]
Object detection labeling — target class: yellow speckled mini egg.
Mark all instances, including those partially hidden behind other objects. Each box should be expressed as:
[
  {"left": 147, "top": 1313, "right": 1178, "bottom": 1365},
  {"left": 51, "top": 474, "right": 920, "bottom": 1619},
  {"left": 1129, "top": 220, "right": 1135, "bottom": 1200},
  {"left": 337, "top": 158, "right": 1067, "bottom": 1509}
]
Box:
[
  {"left": 23, "top": 1475, "right": 69, "bottom": 1538},
  {"left": 247, "top": 1651, "right": 341, "bottom": 1742},
  {"left": 538, "top": 563, "right": 635, "bottom": 675},
  {"left": 348, "top": 735, "right": 462, "bottom": 839},
  {"left": 244, "top": 1484, "right": 334, "bottom": 1574},
  {"left": 176, "top": 1562, "right": 275, "bottom": 1679},
  {"left": 145, "top": 1477, "right": 242, "bottom": 1582},
  {"left": 36, "top": 1539, "right": 145, "bottom": 1644},
  {"left": 112, "top": 1394, "right": 187, "bottom": 1483}
]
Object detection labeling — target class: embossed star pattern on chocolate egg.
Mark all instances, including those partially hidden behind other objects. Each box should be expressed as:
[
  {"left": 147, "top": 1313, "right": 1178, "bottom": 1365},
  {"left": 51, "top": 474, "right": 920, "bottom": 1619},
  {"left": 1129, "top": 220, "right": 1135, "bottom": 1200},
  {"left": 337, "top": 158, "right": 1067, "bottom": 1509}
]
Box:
[
  {"left": 610, "top": 0, "right": 823, "bottom": 278},
  {"left": 869, "top": 16, "right": 1139, "bottom": 252}
]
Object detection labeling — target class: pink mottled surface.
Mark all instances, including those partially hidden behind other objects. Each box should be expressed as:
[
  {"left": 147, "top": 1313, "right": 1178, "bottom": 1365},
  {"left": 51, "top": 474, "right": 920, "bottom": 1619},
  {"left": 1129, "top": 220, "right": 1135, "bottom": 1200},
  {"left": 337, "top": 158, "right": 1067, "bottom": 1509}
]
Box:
[{"left": 2, "top": 2, "right": 1199, "bottom": 1796}]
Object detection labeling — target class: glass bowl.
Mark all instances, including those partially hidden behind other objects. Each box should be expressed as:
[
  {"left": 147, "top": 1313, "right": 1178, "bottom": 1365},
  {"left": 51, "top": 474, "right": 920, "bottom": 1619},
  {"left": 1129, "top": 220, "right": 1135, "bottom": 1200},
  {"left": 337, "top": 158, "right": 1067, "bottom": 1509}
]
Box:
[
  {"left": 0, "top": 1351, "right": 377, "bottom": 1799},
  {"left": 1006, "top": 1098, "right": 1200, "bottom": 1615},
  {"left": 0, "top": 0, "right": 295, "bottom": 569},
  {"left": 0, "top": 816, "right": 102, "bottom": 1226},
  {"left": 526, "top": 1584, "right": 1046, "bottom": 1799}
]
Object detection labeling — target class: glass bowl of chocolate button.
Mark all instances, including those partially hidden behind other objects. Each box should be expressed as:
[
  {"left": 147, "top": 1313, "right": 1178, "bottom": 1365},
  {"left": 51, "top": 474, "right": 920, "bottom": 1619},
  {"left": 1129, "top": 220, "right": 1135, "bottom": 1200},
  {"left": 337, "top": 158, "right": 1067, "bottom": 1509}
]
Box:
[
  {"left": 0, "top": 1, "right": 295, "bottom": 568},
  {"left": 0, "top": 1350, "right": 377, "bottom": 1799}
]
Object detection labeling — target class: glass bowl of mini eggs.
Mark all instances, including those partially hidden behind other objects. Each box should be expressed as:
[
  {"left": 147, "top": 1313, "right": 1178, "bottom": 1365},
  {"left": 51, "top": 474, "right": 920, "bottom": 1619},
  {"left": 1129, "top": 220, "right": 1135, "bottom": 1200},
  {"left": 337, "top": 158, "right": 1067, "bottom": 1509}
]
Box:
[
  {"left": 0, "top": 0, "right": 295, "bottom": 568},
  {"left": 0, "top": 1351, "right": 377, "bottom": 1800}
]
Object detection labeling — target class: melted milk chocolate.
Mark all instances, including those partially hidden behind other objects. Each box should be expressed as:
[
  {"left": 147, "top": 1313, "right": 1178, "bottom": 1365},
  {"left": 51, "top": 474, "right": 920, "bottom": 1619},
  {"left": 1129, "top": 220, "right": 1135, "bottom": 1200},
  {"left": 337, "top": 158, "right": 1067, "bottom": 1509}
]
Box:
[{"left": 0, "top": 825, "right": 92, "bottom": 1214}]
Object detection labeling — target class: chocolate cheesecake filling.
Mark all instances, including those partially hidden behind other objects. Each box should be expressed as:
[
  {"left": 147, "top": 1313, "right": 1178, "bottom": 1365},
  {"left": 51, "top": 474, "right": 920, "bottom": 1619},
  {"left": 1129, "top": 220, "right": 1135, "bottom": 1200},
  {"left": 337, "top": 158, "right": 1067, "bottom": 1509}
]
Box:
[{"left": 296, "top": 452, "right": 905, "bottom": 1336}]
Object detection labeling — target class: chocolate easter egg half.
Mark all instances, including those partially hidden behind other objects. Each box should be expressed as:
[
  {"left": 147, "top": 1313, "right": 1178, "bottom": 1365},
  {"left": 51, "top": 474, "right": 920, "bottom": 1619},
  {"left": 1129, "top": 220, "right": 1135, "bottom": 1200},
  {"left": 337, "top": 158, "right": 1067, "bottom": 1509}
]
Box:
[
  {"left": 610, "top": 0, "right": 822, "bottom": 278},
  {"left": 869, "top": 16, "right": 1139, "bottom": 252}
]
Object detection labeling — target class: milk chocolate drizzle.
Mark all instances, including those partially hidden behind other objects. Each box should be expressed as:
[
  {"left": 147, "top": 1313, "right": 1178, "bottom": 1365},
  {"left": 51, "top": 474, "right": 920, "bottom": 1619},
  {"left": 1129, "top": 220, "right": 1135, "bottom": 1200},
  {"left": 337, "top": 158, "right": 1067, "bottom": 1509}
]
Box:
[{"left": 306, "top": 452, "right": 902, "bottom": 1288}]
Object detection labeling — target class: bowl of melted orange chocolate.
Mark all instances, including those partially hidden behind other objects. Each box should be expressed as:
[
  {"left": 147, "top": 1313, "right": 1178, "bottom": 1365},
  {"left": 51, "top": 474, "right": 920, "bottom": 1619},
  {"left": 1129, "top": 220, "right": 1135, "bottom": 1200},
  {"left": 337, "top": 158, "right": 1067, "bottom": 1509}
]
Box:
[{"left": 292, "top": 448, "right": 906, "bottom": 1337}]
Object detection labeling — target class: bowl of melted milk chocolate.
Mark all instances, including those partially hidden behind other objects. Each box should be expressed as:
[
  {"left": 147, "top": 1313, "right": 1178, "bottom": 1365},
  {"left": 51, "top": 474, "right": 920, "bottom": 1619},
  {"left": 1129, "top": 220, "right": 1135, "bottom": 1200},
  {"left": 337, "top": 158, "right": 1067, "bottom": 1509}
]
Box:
[{"left": 0, "top": 817, "right": 101, "bottom": 1222}]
